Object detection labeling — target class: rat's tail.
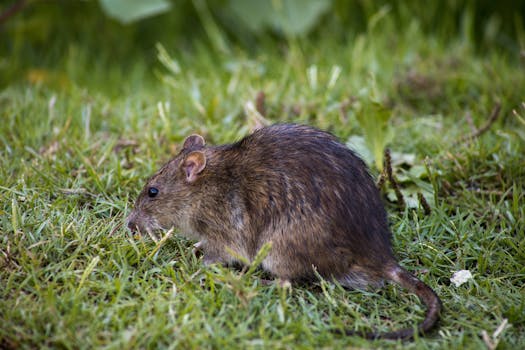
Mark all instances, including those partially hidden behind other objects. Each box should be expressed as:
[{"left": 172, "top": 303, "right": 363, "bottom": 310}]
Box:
[
  {"left": 378, "top": 264, "right": 442, "bottom": 339},
  {"left": 340, "top": 264, "right": 441, "bottom": 340}
]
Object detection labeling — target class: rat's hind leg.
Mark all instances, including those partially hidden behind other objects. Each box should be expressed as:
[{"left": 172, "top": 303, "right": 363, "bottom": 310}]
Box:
[{"left": 337, "top": 267, "right": 385, "bottom": 290}]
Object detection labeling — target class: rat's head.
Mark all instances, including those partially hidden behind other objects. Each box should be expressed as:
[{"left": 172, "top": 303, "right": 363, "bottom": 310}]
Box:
[{"left": 126, "top": 134, "right": 208, "bottom": 235}]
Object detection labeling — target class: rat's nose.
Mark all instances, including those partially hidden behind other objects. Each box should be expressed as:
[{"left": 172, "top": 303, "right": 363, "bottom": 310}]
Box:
[
  {"left": 127, "top": 221, "right": 137, "bottom": 233},
  {"left": 126, "top": 213, "right": 138, "bottom": 233}
]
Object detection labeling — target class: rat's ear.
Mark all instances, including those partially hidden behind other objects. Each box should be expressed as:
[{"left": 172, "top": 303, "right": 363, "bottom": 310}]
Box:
[
  {"left": 183, "top": 151, "right": 206, "bottom": 183},
  {"left": 183, "top": 134, "right": 205, "bottom": 150}
]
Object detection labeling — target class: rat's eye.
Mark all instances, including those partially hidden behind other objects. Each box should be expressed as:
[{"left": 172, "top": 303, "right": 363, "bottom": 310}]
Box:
[{"left": 147, "top": 187, "right": 159, "bottom": 198}]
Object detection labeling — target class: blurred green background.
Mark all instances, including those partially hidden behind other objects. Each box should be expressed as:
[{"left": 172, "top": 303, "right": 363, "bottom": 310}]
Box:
[{"left": 2, "top": 0, "right": 524, "bottom": 91}]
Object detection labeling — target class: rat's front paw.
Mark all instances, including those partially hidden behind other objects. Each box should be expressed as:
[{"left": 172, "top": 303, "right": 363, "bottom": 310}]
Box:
[
  {"left": 193, "top": 240, "right": 228, "bottom": 266},
  {"left": 193, "top": 240, "right": 204, "bottom": 253},
  {"left": 191, "top": 241, "right": 205, "bottom": 259},
  {"left": 202, "top": 253, "right": 226, "bottom": 266}
]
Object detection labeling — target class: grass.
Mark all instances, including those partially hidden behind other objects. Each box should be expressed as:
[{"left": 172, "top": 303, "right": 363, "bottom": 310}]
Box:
[{"left": 1, "top": 4, "right": 525, "bottom": 349}]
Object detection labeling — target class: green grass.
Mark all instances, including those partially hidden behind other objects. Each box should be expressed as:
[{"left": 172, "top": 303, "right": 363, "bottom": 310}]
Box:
[{"left": 1, "top": 4, "right": 525, "bottom": 349}]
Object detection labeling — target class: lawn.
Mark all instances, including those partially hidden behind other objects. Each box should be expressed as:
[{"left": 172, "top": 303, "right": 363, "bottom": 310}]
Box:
[{"left": 1, "top": 2, "right": 524, "bottom": 349}]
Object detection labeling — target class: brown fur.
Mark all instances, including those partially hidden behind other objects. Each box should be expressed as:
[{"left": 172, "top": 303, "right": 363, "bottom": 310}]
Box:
[{"left": 127, "top": 123, "right": 441, "bottom": 339}]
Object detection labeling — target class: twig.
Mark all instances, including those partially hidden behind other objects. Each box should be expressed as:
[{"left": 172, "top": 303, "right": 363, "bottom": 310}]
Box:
[
  {"left": 255, "top": 91, "right": 266, "bottom": 117},
  {"left": 376, "top": 171, "right": 386, "bottom": 189},
  {"left": 481, "top": 318, "right": 509, "bottom": 350},
  {"left": 0, "top": 242, "right": 21, "bottom": 269},
  {"left": 245, "top": 96, "right": 269, "bottom": 131},
  {"left": 384, "top": 148, "right": 405, "bottom": 209},
  {"left": 0, "top": 0, "right": 27, "bottom": 26},
  {"left": 417, "top": 192, "right": 431, "bottom": 215},
  {"left": 109, "top": 222, "right": 123, "bottom": 236},
  {"left": 454, "top": 103, "right": 501, "bottom": 145},
  {"left": 376, "top": 149, "right": 387, "bottom": 188},
  {"left": 338, "top": 96, "right": 356, "bottom": 123}
]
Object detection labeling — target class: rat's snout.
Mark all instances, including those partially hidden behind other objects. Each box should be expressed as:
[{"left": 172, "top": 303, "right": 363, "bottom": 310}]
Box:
[
  {"left": 127, "top": 221, "right": 138, "bottom": 233},
  {"left": 126, "top": 212, "right": 139, "bottom": 233}
]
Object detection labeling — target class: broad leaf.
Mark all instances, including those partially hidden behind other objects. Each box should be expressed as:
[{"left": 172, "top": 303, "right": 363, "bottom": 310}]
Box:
[
  {"left": 355, "top": 100, "right": 393, "bottom": 171},
  {"left": 99, "top": 0, "right": 171, "bottom": 24},
  {"left": 228, "top": 0, "right": 331, "bottom": 36}
]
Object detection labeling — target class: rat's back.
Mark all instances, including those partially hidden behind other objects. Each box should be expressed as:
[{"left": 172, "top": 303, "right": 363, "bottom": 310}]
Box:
[{"left": 222, "top": 124, "right": 394, "bottom": 285}]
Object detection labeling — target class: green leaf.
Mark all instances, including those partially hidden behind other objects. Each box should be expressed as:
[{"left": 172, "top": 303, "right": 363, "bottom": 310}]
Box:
[
  {"left": 355, "top": 100, "right": 393, "bottom": 171},
  {"left": 99, "top": 0, "right": 171, "bottom": 24},
  {"left": 228, "top": 0, "right": 331, "bottom": 36},
  {"left": 346, "top": 135, "right": 374, "bottom": 166},
  {"left": 386, "top": 185, "right": 433, "bottom": 209}
]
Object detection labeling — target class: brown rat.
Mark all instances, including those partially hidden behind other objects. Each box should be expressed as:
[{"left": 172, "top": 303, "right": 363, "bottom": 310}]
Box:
[{"left": 126, "top": 123, "right": 441, "bottom": 340}]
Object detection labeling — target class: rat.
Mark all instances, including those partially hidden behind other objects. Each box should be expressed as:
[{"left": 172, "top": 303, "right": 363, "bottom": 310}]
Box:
[{"left": 126, "top": 123, "right": 441, "bottom": 340}]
